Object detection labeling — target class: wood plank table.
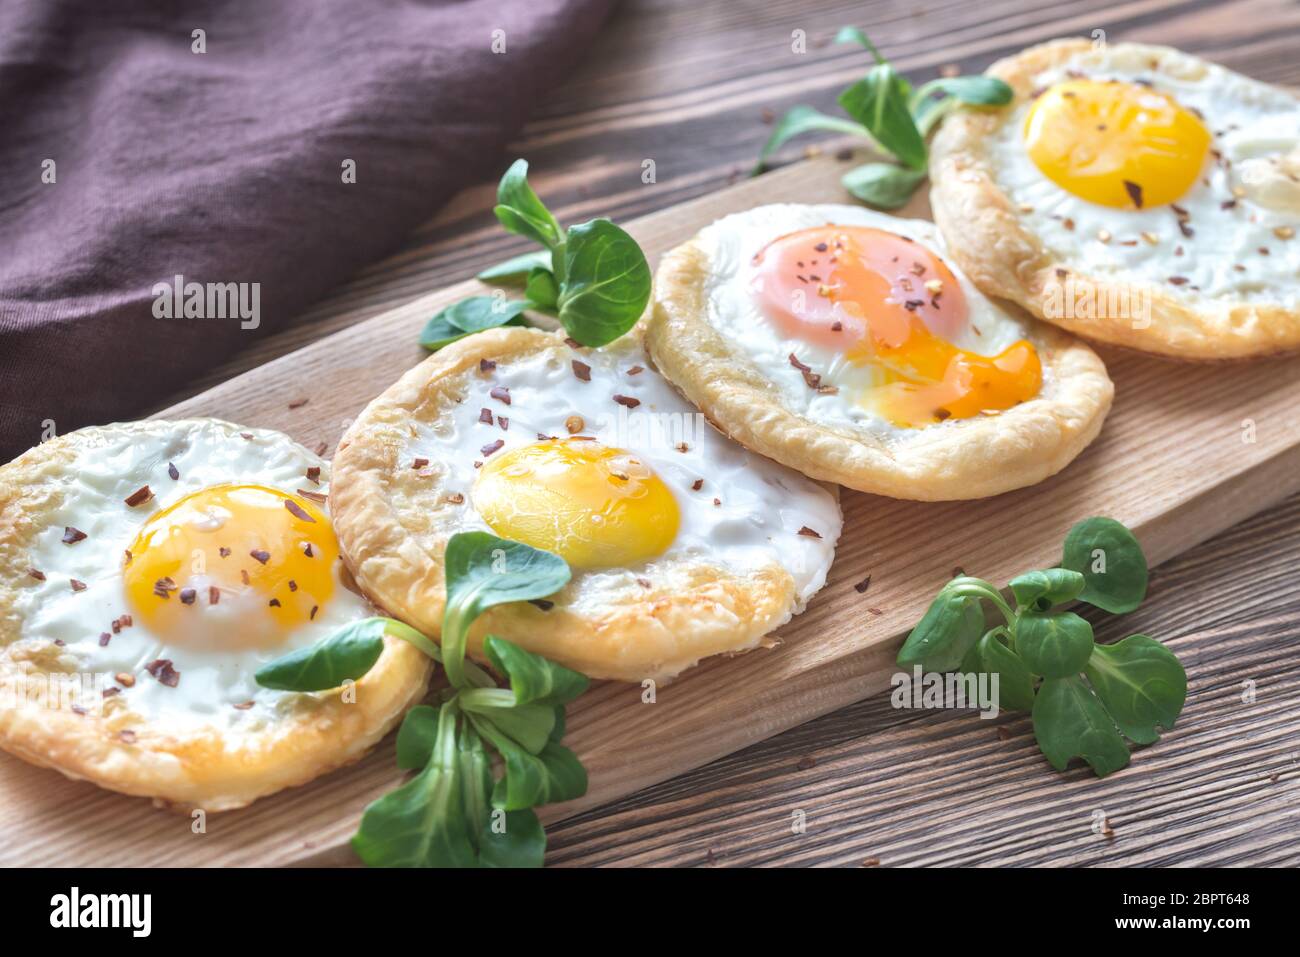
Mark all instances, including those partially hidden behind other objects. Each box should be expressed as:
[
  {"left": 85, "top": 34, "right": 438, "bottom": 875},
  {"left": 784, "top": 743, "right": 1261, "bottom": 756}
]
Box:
[{"left": 160, "top": 0, "right": 1300, "bottom": 866}]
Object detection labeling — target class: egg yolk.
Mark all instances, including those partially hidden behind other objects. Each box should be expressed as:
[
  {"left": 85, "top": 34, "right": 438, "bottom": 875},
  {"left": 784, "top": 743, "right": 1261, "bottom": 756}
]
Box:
[
  {"left": 1023, "top": 79, "right": 1211, "bottom": 209},
  {"left": 752, "top": 225, "right": 1041, "bottom": 428},
  {"left": 472, "top": 440, "right": 679, "bottom": 570},
  {"left": 123, "top": 484, "right": 337, "bottom": 650}
]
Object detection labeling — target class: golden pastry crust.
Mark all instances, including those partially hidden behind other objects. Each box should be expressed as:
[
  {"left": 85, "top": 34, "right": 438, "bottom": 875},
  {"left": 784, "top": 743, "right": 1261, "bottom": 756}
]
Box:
[
  {"left": 929, "top": 39, "right": 1300, "bottom": 359},
  {"left": 0, "top": 421, "right": 431, "bottom": 812},
  {"left": 330, "top": 326, "right": 830, "bottom": 682},
  {"left": 646, "top": 238, "right": 1113, "bottom": 501}
]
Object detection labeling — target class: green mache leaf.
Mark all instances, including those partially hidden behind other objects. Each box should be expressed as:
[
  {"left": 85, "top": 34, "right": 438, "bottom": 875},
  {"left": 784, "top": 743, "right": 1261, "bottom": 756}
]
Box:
[
  {"left": 524, "top": 267, "right": 560, "bottom": 312},
  {"left": 477, "top": 249, "right": 553, "bottom": 284},
  {"left": 477, "top": 808, "right": 546, "bottom": 868},
  {"left": 1061, "top": 517, "right": 1149, "bottom": 614},
  {"left": 1032, "top": 675, "right": 1131, "bottom": 776},
  {"left": 441, "top": 532, "right": 571, "bottom": 688},
  {"left": 473, "top": 716, "right": 588, "bottom": 811},
  {"left": 841, "top": 162, "right": 926, "bottom": 209},
  {"left": 555, "top": 219, "right": 652, "bottom": 347},
  {"left": 1084, "top": 635, "right": 1187, "bottom": 745},
  {"left": 753, "top": 105, "right": 869, "bottom": 173},
  {"left": 419, "top": 296, "right": 529, "bottom": 351},
  {"left": 352, "top": 702, "right": 480, "bottom": 867},
  {"left": 494, "top": 159, "right": 563, "bottom": 249},
  {"left": 837, "top": 65, "right": 928, "bottom": 171},
  {"left": 457, "top": 692, "right": 556, "bottom": 754},
  {"left": 896, "top": 588, "right": 985, "bottom": 672},
  {"left": 483, "top": 635, "right": 590, "bottom": 708},
  {"left": 973, "top": 629, "right": 1037, "bottom": 711},
  {"left": 254, "top": 616, "right": 387, "bottom": 691},
  {"left": 395, "top": 705, "right": 440, "bottom": 771},
  {"left": 911, "top": 76, "right": 1014, "bottom": 136},
  {"left": 1015, "top": 610, "right": 1095, "bottom": 679},
  {"left": 1008, "top": 568, "right": 1086, "bottom": 611},
  {"left": 833, "top": 25, "right": 886, "bottom": 62}
]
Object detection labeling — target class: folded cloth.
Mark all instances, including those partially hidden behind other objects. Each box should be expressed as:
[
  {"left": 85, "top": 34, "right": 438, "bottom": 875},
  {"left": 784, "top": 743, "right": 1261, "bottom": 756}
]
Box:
[{"left": 0, "top": 0, "right": 612, "bottom": 462}]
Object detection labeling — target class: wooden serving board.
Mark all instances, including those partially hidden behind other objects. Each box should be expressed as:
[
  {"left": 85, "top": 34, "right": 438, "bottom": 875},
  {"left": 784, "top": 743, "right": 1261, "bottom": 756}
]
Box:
[{"left": 5, "top": 153, "right": 1300, "bottom": 866}]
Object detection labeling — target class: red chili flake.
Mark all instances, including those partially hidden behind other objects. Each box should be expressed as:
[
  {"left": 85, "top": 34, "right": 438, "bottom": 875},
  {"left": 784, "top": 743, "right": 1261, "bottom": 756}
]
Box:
[
  {"left": 529, "top": 599, "right": 555, "bottom": 611},
  {"left": 119, "top": 730, "right": 137, "bottom": 743},
  {"left": 444, "top": 492, "right": 465, "bottom": 505},
  {"left": 831, "top": 321, "right": 843, "bottom": 331},
  {"left": 310, "top": 605, "right": 319, "bottom": 620},
  {"left": 209, "top": 586, "right": 220, "bottom": 605},
  {"left": 490, "top": 385, "right": 512, "bottom": 404},
  {"left": 288, "top": 398, "right": 310, "bottom": 409},
  {"left": 692, "top": 479, "right": 704, "bottom": 491},
  {"left": 268, "top": 598, "right": 281, "bottom": 608},
  {"left": 122, "top": 614, "right": 132, "bottom": 627},
  {"left": 479, "top": 358, "right": 496, "bottom": 373},
  {"left": 145, "top": 659, "right": 180, "bottom": 688},
  {"left": 62, "top": 527, "right": 87, "bottom": 545},
  {"left": 564, "top": 337, "right": 583, "bottom": 350},
  {"left": 1167, "top": 276, "right": 1190, "bottom": 285},
  {"left": 240, "top": 569, "right": 251, "bottom": 585},
  {"left": 124, "top": 485, "right": 154, "bottom": 507},
  {"left": 305, "top": 466, "right": 321, "bottom": 484},
  {"left": 676, "top": 442, "right": 689, "bottom": 453},
  {"left": 219, "top": 546, "right": 231, "bottom": 558},
  {"left": 179, "top": 588, "right": 196, "bottom": 605},
  {"left": 626, "top": 365, "right": 644, "bottom": 375},
  {"left": 99, "top": 632, "right": 111, "bottom": 647},
  {"left": 481, "top": 439, "right": 505, "bottom": 457},
  {"left": 153, "top": 577, "right": 177, "bottom": 598},
  {"left": 28, "top": 568, "right": 45, "bottom": 581},
  {"left": 613, "top": 394, "right": 640, "bottom": 408},
  {"left": 167, "top": 462, "right": 180, "bottom": 480},
  {"left": 111, "top": 619, "right": 122, "bottom": 634},
  {"left": 498, "top": 417, "right": 509, "bottom": 431},
  {"left": 103, "top": 686, "right": 120, "bottom": 698},
  {"left": 288, "top": 580, "right": 298, "bottom": 592},
  {"left": 854, "top": 575, "right": 872, "bottom": 594},
  {"left": 241, "top": 432, "right": 254, "bottom": 440},
  {"left": 934, "top": 409, "right": 952, "bottom": 422},
  {"left": 788, "top": 354, "right": 823, "bottom": 390},
  {"left": 814, "top": 242, "right": 828, "bottom": 252},
  {"left": 636, "top": 578, "right": 652, "bottom": 589},
  {"left": 713, "top": 498, "right": 721, "bottom": 506},
  {"left": 297, "top": 488, "right": 327, "bottom": 504},
  {"left": 1123, "top": 180, "right": 1144, "bottom": 208},
  {"left": 250, "top": 549, "right": 271, "bottom": 564},
  {"left": 71, "top": 704, "right": 86, "bottom": 716},
  {"left": 233, "top": 701, "right": 255, "bottom": 711},
  {"left": 797, "top": 526, "right": 823, "bottom": 539},
  {"left": 303, "top": 543, "right": 315, "bottom": 558},
  {"left": 571, "top": 360, "right": 592, "bottom": 382},
  {"left": 315, "top": 441, "right": 329, "bottom": 456},
  {"left": 284, "top": 499, "right": 316, "bottom": 523},
  {"left": 1055, "top": 268, "right": 1068, "bottom": 279},
  {"left": 69, "top": 579, "right": 87, "bottom": 592}
]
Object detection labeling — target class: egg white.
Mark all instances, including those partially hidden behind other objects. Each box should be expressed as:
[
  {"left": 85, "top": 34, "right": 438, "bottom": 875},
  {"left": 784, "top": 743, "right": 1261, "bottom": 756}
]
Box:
[
  {"left": 11, "top": 419, "right": 372, "bottom": 732},
  {"left": 988, "top": 46, "right": 1300, "bottom": 307},
  {"left": 406, "top": 335, "right": 841, "bottom": 612},
  {"left": 696, "top": 203, "right": 1047, "bottom": 437}
]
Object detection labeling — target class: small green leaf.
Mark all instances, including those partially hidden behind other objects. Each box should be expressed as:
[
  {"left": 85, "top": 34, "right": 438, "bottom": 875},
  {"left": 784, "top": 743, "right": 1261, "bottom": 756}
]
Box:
[
  {"left": 754, "top": 105, "right": 870, "bottom": 173},
  {"left": 1008, "top": 568, "right": 1086, "bottom": 610},
  {"left": 477, "top": 808, "right": 546, "bottom": 868},
  {"left": 915, "top": 75, "right": 1014, "bottom": 107},
  {"left": 840, "top": 162, "right": 926, "bottom": 209},
  {"left": 254, "top": 617, "right": 387, "bottom": 691},
  {"left": 1032, "top": 676, "right": 1131, "bottom": 776},
  {"left": 838, "top": 64, "right": 928, "bottom": 170},
  {"left": 457, "top": 687, "right": 557, "bottom": 754},
  {"left": 472, "top": 715, "right": 588, "bottom": 811},
  {"left": 477, "top": 249, "right": 553, "bottom": 284},
  {"left": 1084, "top": 635, "right": 1187, "bottom": 745},
  {"left": 494, "top": 159, "right": 563, "bottom": 249},
  {"left": 555, "top": 219, "right": 652, "bottom": 346},
  {"left": 484, "top": 635, "right": 589, "bottom": 708},
  {"left": 419, "top": 296, "right": 529, "bottom": 351},
  {"left": 395, "top": 705, "right": 441, "bottom": 771},
  {"left": 1015, "top": 610, "right": 1095, "bottom": 679},
  {"left": 973, "top": 629, "right": 1037, "bottom": 711},
  {"left": 896, "top": 589, "right": 985, "bottom": 672},
  {"left": 524, "top": 267, "right": 559, "bottom": 312},
  {"left": 1061, "top": 517, "right": 1149, "bottom": 613},
  {"left": 441, "top": 532, "right": 571, "bottom": 689},
  {"left": 833, "top": 26, "right": 886, "bottom": 63}
]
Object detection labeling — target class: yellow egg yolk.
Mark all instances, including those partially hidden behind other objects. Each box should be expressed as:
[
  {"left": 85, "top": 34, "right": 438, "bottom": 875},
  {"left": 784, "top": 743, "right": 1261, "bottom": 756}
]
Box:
[
  {"left": 472, "top": 440, "right": 679, "bottom": 570},
  {"left": 123, "top": 484, "right": 338, "bottom": 650},
  {"left": 1023, "top": 79, "right": 1211, "bottom": 209},
  {"left": 751, "top": 225, "right": 1041, "bottom": 428}
]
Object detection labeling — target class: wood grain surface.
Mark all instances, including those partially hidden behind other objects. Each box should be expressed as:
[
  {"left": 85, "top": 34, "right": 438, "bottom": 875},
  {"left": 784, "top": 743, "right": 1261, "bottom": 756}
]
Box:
[{"left": 14, "top": 0, "right": 1294, "bottom": 866}]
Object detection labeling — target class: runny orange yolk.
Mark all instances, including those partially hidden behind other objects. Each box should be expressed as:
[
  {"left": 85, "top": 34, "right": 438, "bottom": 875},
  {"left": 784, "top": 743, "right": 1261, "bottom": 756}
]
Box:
[
  {"left": 123, "top": 484, "right": 337, "bottom": 650},
  {"left": 751, "top": 225, "right": 1041, "bottom": 428},
  {"left": 472, "top": 439, "right": 679, "bottom": 570},
  {"left": 1023, "top": 79, "right": 1211, "bottom": 209}
]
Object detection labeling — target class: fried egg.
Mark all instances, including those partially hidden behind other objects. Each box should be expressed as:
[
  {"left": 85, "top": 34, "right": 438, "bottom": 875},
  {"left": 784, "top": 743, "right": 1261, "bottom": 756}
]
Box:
[
  {"left": 646, "top": 203, "right": 1113, "bottom": 500},
  {"left": 0, "top": 419, "right": 430, "bottom": 810},
  {"left": 328, "top": 326, "right": 842, "bottom": 682},
  {"left": 930, "top": 39, "right": 1300, "bottom": 358}
]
